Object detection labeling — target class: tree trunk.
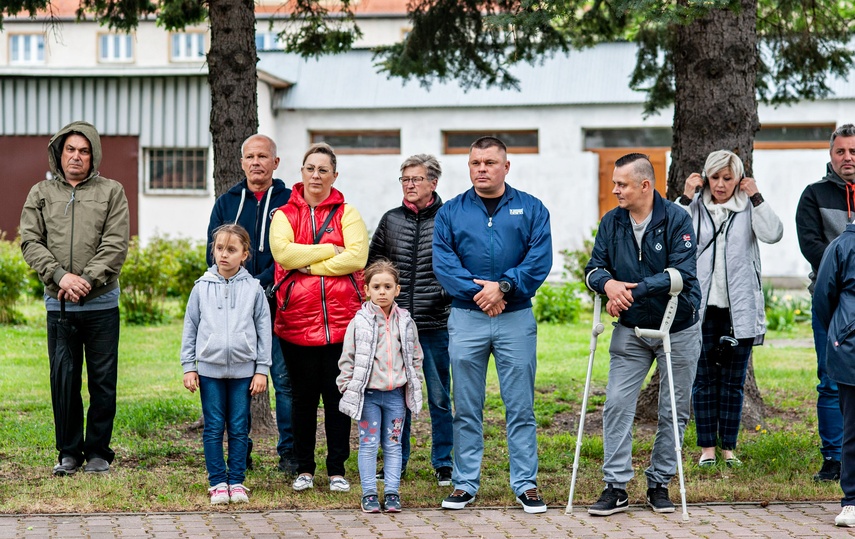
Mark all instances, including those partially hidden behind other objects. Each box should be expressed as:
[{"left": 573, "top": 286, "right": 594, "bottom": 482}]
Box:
[
  {"left": 208, "top": 0, "right": 259, "bottom": 198},
  {"left": 206, "top": 0, "right": 276, "bottom": 436},
  {"left": 639, "top": 0, "right": 765, "bottom": 425}
]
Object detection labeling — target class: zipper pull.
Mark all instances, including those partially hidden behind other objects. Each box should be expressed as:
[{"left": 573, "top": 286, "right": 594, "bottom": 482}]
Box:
[
  {"left": 638, "top": 248, "right": 642, "bottom": 261},
  {"left": 64, "top": 189, "right": 76, "bottom": 216},
  {"left": 488, "top": 217, "right": 493, "bottom": 228}
]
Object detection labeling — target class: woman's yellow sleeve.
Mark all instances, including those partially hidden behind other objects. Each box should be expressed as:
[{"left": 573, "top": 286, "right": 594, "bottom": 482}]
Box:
[
  {"left": 309, "top": 205, "right": 369, "bottom": 276},
  {"left": 269, "top": 210, "right": 337, "bottom": 270}
]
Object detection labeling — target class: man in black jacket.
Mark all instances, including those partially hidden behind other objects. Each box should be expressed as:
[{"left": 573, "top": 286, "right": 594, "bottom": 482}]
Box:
[
  {"left": 206, "top": 134, "right": 295, "bottom": 473},
  {"left": 584, "top": 153, "right": 701, "bottom": 516},
  {"left": 368, "top": 153, "right": 453, "bottom": 486},
  {"left": 796, "top": 123, "right": 855, "bottom": 482}
]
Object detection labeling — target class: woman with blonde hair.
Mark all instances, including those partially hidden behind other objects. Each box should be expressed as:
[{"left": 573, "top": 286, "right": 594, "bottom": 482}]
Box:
[{"left": 679, "top": 150, "right": 783, "bottom": 467}]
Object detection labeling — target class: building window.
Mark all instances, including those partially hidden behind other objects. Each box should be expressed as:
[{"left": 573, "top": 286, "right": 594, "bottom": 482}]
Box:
[
  {"left": 146, "top": 148, "right": 208, "bottom": 194},
  {"left": 9, "top": 34, "right": 45, "bottom": 65},
  {"left": 99, "top": 34, "right": 134, "bottom": 63},
  {"left": 255, "top": 32, "right": 284, "bottom": 51},
  {"left": 443, "top": 130, "right": 539, "bottom": 154},
  {"left": 171, "top": 33, "right": 206, "bottom": 62},
  {"left": 310, "top": 130, "right": 401, "bottom": 155},
  {"left": 584, "top": 128, "right": 672, "bottom": 149},
  {"left": 754, "top": 124, "right": 836, "bottom": 149}
]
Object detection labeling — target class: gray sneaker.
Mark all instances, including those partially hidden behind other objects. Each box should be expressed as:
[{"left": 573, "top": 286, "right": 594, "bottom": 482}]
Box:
[
  {"left": 83, "top": 457, "right": 110, "bottom": 474},
  {"left": 52, "top": 457, "right": 79, "bottom": 477},
  {"left": 384, "top": 493, "right": 402, "bottom": 513}
]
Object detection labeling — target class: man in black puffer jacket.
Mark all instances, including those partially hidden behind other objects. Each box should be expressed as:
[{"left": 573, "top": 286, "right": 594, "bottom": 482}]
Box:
[{"left": 368, "top": 153, "right": 453, "bottom": 486}]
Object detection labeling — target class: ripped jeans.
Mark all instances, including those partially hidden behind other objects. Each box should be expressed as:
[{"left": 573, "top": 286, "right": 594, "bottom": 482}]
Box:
[{"left": 357, "top": 386, "right": 406, "bottom": 496}]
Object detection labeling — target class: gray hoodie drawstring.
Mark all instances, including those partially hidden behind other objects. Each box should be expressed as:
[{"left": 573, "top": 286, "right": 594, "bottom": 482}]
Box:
[{"left": 64, "top": 189, "right": 75, "bottom": 215}]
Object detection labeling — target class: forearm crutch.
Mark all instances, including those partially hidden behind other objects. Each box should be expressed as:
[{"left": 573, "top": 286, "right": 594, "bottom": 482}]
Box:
[
  {"left": 565, "top": 294, "right": 605, "bottom": 514},
  {"left": 634, "top": 268, "right": 690, "bottom": 522}
]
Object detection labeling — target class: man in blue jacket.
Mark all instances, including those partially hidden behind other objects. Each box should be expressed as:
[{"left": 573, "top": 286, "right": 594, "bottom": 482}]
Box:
[
  {"left": 433, "top": 136, "right": 552, "bottom": 514},
  {"left": 206, "top": 134, "right": 294, "bottom": 473},
  {"left": 813, "top": 220, "right": 855, "bottom": 527},
  {"left": 584, "top": 153, "right": 701, "bottom": 516}
]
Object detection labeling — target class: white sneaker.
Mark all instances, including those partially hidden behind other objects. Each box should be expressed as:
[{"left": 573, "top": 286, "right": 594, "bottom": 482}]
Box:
[
  {"left": 292, "top": 474, "right": 314, "bottom": 491},
  {"left": 836, "top": 505, "right": 855, "bottom": 527},
  {"left": 228, "top": 484, "right": 249, "bottom": 503},
  {"left": 329, "top": 476, "right": 351, "bottom": 492},
  {"left": 208, "top": 482, "right": 229, "bottom": 505}
]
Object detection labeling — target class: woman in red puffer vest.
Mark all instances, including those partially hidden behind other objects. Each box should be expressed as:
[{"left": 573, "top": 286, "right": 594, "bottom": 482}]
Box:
[{"left": 269, "top": 142, "right": 368, "bottom": 493}]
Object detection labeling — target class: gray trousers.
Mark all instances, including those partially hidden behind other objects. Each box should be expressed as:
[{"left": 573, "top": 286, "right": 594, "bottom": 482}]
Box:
[{"left": 601, "top": 322, "right": 701, "bottom": 489}]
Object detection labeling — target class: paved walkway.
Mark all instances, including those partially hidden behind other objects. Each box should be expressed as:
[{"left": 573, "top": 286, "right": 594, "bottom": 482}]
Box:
[{"left": 3, "top": 503, "right": 855, "bottom": 538}]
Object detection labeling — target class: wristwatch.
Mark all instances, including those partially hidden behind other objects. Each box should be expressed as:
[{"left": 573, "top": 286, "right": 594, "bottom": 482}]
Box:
[{"left": 498, "top": 280, "right": 513, "bottom": 294}]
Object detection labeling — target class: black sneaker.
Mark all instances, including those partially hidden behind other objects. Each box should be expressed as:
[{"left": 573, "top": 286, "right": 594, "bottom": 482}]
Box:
[
  {"left": 588, "top": 485, "right": 629, "bottom": 516},
  {"left": 52, "top": 457, "right": 79, "bottom": 477},
  {"left": 436, "top": 467, "right": 453, "bottom": 487},
  {"left": 361, "top": 494, "right": 381, "bottom": 513},
  {"left": 376, "top": 468, "right": 384, "bottom": 482},
  {"left": 441, "top": 489, "right": 475, "bottom": 509},
  {"left": 646, "top": 484, "right": 675, "bottom": 513},
  {"left": 814, "top": 458, "right": 841, "bottom": 482},
  {"left": 384, "top": 493, "right": 402, "bottom": 513},
  {"left": 517, "top": 487, "right": 547, "bottom": 514}
]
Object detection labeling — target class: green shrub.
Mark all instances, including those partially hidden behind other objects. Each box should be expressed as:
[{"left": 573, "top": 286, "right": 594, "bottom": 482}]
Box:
[
  {"left": 533, "top": 281, "right": 586, "bottom": 324},
  {"left": 764, "top": 285, "right": 811, "bottom": 332},
  {"left": 120, "top": 236, "right": 179, "bottom": 325},
  {"left": 561, "top": 226, "right": 597, "bottom": 283},
  {"left": 0, "top": 235, "right": 30, "bottom": 324},
  {"left": 166, "top": 238, "right": 207, "bottom": 309}
]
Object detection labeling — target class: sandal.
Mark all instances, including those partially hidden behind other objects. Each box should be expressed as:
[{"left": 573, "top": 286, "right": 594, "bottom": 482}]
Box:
[
  {"left": 698, "top": 457, "right": 717, "bottom": 468},
  {"left": 725, "top": 457, "right": 743, "bottom": 468}
]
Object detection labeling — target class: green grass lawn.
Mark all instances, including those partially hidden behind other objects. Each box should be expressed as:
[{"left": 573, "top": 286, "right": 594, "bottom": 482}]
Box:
[{"left": 0, "top": 300, "right": 838, "bottom": 513}]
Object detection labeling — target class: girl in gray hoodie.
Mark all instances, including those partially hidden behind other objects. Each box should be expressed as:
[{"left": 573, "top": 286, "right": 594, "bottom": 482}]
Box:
[{"left": 181, "top": 224, "right": 272, "bottom": 505}]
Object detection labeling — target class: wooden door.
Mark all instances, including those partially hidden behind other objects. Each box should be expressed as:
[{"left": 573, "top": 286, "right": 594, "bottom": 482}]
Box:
[{"left": 590, "top": 148, "right": 669, "bottom": 219}]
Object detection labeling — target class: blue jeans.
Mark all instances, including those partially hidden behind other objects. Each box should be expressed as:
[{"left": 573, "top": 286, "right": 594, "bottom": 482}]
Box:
[
  {"left": 269, "top": 337, "right": 294, "bottom": 457},
  {"left": 420, "top": 329, "right": 454, "bottom": 470},
  {"left": 813, "top": 307, "right": 843, "bottom": 460},
  {"left": 199, "top": 375, "right": 252, "bottom": 486},
  {"left": 448, "top": 307, "right": 539, "bottom": 496},
  {"left": 359, "top": 387, "right": 406, "bottom": 495}
]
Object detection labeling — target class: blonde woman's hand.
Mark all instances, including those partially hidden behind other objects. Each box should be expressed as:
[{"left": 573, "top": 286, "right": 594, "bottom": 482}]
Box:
[
  {"left": 740, "top": 177, "right": 759, "bottom": 197},
  {"left": 684, "top": 173, "right": 704, "bottom": 197},
  {"left": 183, "top": 372, "right": 200, "bottom": 393}
]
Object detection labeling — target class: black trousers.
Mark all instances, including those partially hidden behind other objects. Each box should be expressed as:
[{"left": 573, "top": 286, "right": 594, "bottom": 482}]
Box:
[
  {"left": 47, "top": 307, "right": 120, "bottom": 464},
  {"left": 839, "top": 382, "right": 855, "bottom": 505},
  {"left": 280, "top": 340, "right": 351, "bottom": 477}
]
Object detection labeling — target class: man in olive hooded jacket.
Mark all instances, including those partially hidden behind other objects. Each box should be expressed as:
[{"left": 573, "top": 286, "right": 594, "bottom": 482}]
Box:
[{"left": 20, "top": 121, "right": 129, "bottom": 476}]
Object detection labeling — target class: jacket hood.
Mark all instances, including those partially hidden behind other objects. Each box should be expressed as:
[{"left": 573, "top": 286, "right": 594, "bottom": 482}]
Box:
[
  {"left": 48, "top": 121, "right": 102, "bottom": 183},
  {"left": 823, "top": 163, "right": 850, "bottom": 189},
  {"left": 289, "top": 182, "right": 346, "bottom": 208},
  {"left": 198, "top": 265, "right": 252, "bottom": 284},
  {"left": 226, "top": 177, "right": 288, "bottom": 195}
]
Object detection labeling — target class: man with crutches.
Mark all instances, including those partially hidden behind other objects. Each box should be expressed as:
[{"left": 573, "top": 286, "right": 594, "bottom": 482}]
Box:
[{"left": 583, "top": 153, "right": 701, "bottom": 516}]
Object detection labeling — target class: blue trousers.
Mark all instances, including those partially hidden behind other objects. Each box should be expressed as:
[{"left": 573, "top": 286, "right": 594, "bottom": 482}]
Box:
[
  {"left": 359, "top": 387, "right": 406, "bottom": 495},
  {"left": 448, "top": 307, "right": 539, "bottom": 496},
  {"left": 813, "top": 307, "right": 843, "bottom": 460},
  {"left": 199, "top": 375, "right": 252, "bottom": 486},
  {"left": 839, "top": 383, "right": 855, "bottom": 505},
  {"left": 269, "top": 336, "right": 294, "bottom": 457}
]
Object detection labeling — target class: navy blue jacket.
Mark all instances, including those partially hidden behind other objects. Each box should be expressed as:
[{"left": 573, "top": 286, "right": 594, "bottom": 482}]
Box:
[
  {"left": 432, "top": 184, "right": 552, "bottom": 312},
  {"left": 585, "top": 191, "right": 700, "bottom": 332},
  {"left": 206, "top": 178, "right": 291, "bottom": 288},
  {"left": 814, "top": 223, "right": 855, "bottom": 386}
]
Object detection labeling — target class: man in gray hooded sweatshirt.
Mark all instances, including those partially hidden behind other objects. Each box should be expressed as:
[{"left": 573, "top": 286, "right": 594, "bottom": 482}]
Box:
[{"left": 20, "top": 121, "right": 130, "bottom": 476}]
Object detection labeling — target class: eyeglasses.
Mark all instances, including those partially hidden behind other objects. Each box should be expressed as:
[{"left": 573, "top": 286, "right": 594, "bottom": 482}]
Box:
[
  {"left": 399, "top": 176, "right": 427, "bottom": 185},
  {"left": 302, "top": 166, "right": 333, "bottom": 176}
]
